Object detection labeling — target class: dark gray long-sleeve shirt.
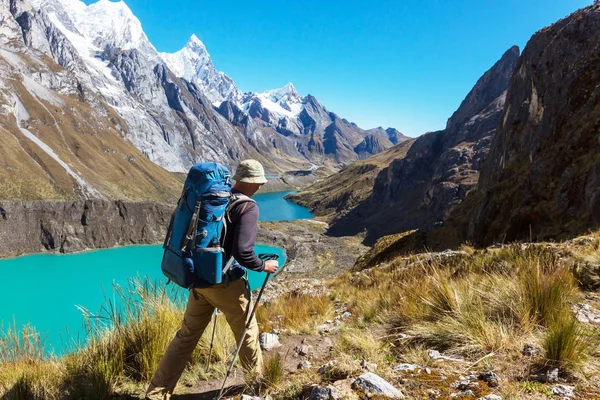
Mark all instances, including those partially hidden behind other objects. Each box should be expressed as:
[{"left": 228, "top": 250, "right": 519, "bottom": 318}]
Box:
[{"left": 222, "top": 193, "right": 265, "bottom": 273}]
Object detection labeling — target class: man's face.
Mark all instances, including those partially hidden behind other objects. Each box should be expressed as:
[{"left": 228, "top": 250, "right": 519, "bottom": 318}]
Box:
[{"left": 248, "top": 183, "right": 263, "bottom": 196}]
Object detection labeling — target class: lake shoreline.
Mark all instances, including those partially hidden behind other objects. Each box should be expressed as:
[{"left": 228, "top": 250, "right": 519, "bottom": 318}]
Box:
[{"left": 0, "top": 191, "right": 310, "bottom": 259}]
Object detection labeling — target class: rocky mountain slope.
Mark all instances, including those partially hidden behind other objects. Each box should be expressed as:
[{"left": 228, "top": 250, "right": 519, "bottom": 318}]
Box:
[
  {"left": 0, "top": 0, "right": 400, "bottom": 204},
  {"left": 288, "top": 139, "right": 414, "bottom": 217},
  {"left": 462, "top": 5, "right": 600, "bottom": 246},
  {"left": 292, "top": 46, "right": 520, "bottom": 243},
  {"left": 160, "top": 35, "right": 407, "bottom": 168},
  {"left": 0, "top": 200, "right": 172, "bottom": 257},
  {"left": 0, "top": 0, "right": 184, "bottom": 202},
  {"left": 336, "top": 4, "right": 600, "bottom": 259}
]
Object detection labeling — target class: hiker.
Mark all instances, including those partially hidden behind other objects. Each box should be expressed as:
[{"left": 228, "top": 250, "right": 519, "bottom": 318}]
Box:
[{"left": 146, "top": 159, "right": 279, "bottom": 400}]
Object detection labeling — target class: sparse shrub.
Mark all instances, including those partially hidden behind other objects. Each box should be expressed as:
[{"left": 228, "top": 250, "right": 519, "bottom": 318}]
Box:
[
  {"left": 263, "top": 352, "right": 284, "bottom": 388},
  {"left": 336, "top": 328, "right": 390, "bottom": 367},
  {"left": 519, "top": 262, "right": 575, "bottom": 327},
  {"left": 543, "top": 313, "right": 590, "bottom": 371},
  {"left": 257, "top": 292, "right": 334, "bottom": 334}
]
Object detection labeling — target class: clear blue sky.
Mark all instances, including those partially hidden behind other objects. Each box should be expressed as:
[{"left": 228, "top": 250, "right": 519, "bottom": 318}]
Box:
[{"left": 89, "top": 0, "right": 589, "bottom": 137}]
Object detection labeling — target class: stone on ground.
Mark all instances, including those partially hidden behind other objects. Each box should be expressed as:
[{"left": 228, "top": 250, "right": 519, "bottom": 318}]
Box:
[
  {"left": 478, "top": 395, "right": 502, "bottom": 400},
  {"left": 310, "top": 385, "right": 341, "bottom": 400},
  {"left": 351, "top": 372, "right": 405, "bottom": 399},
  {"left": 259, "top": 332, "right": 281, "bottom": 351}
]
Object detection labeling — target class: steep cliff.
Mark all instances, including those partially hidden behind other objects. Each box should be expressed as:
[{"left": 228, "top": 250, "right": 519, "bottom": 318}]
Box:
[
  {"left": 352, "top": 5, "right": 600, "bottom": 261},
  {"left": 465, "top": 5, "right": 600, "bottom": 245},
  {"left": 0, "top": 200, "right": 171, "bottom": 257},
  {"left": 302, "top": 46, "right": 519, "bottom": 243}
]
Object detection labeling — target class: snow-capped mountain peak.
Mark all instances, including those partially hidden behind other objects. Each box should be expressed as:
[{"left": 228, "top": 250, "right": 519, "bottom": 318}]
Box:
[
  {"left": 263, "top": 82, "right": 301, "bottom": 105},
  {"left": 249, "top": 82, "right": 303, "bottom": 116},
  {"left": 159, "top": 33, "right": 242, "bottom": 104},
  {"left": 32, "top": 0, "right": 157, "bottom": 57},
  {"left": 186, "top": 33, "right": 206, "bottom": 50}
]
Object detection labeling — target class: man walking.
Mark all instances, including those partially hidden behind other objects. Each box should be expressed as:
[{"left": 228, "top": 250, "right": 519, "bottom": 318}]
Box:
[{"left": 146, "top": 160, "right": 279, "bottom": 399}]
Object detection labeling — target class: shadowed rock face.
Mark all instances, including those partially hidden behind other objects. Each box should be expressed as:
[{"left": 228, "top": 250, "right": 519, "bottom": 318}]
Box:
[
  {"left": 465, "top": 5, "right": 600, "bottom": 245},
  {"left": 0, "top": 201, "right": 172, "bottom": 258},
  {"left": 325, "top": 46, "right": 520, "bottom": 243}
]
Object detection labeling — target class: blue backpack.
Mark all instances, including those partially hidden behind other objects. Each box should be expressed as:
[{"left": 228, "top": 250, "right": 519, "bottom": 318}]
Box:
[{"left": 161, "top": 162, "right": 253, "bottom": 288}]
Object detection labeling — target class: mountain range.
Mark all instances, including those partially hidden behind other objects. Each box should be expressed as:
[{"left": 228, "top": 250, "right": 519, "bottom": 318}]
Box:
[
  {"left": 294, "top": 3, "right": 600, "bottom": 256},
  {"left": 0, "top": 0, "right": 407, "bottom": 201},
  {"left": 290, "top": 45, "right": 520, "bottom": 243}
]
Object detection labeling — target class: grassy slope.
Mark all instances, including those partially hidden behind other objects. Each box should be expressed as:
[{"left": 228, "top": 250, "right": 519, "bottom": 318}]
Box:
[
  {"left": 0, "top": 53, "right": 182, "bottom": 203},
  {"left": 3, "top": 233, "right": 599, "bottom": 399},
  {"left": 288, "top": 139, "right": 415, "bottom": 218}
]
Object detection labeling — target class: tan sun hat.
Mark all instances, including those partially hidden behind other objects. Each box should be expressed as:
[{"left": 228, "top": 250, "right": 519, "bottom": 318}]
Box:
[{"left": 233, "top": 159, "right": 268, "bottom": 184}]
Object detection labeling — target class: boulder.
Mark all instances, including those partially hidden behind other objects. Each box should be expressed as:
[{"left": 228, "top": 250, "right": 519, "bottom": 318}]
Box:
[
  {"left": 310, "top": 385, "right": 341, "bottom": 400},
  {"left": 552, "top": 385, "right": 575, "bottom": 398},
  {"left": 478, "top": 371, "right": 500, "bottom": 387},
  {"left": 259, "top": 333, "right": 281, "bottom": 351},
  {"left": 351, "top": 372, "right": 405, "bottom": 399}
]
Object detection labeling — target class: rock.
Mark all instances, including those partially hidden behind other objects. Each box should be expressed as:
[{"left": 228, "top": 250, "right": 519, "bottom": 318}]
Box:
[
  {"left": 259, "top": 333, "right": 281, "bottom": 351},
  {"left": 478, "top": 395, "right": 502, "bottom": 400},
  {"left": 0, "top": 201, "right": 172, "bottom": 258},
  {"left": 295, "top": 344, "right": 313, "bottom": 357},
  {"left": 351, "top": 372, "right": 405, "bottom": 399},
  {"left": 317, "top": 323, "right": 339, "bottom": 334},
  {"left": 552, "top": 384, "right": 575, "bottom": 398},
  {"left": 393, "top": 363, "right": 421, "bottom": 372},
  {"left": 451, "top": 390, "right": 475, "bottom": 398},
  {"left": 427, "top": 389, "right": 441, "bottom": 398},
  {"left": 318, "top": 360, "right": 338, "bottom": 375},
  {"left": 521, "top": 343, "right": 540, "bottom": 357},
  {"left": 541, "top": 368, "right": 560, "bottom": 383},
  {"left": 310, "top": 385, "right": 341, "bottom": 400},
  {"left": 465, "top": 4, "right": 600, "bottom": 246},
  {"left": 572, "top": 303, "right": 600, "bottom": 324},
  {"left": 298, "top": 360, "right": 312, "bottom": 370},
  {"left": 241, "top": 396, "right": 262, "bottom": 400},
  {"left": 478, "top": 371, "right": 500, "bottom": 387},
  {"left": 360, "top": 359, "right": 378, "bottom": 371},
  {"left": 427, "top": 349, "right": 464, "bottom": 362},
  {"left": 330, "top": 379, "right": 358, "bottom": 400},
  {"left": 456, "top": 380, "right": 479, "bottom": 391}
]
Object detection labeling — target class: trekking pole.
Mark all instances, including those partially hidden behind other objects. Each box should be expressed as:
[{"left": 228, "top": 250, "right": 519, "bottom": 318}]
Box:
[
  {"left": 206, "top": 309, "right": 219, "bottom": 373},
  {"left": 215, "top": 254, "right": 279, "bottom": 400}
]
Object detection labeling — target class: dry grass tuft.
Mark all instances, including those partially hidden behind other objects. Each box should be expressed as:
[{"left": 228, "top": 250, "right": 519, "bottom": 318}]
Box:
[
  {"left": 543, "top": 313, "right": 591, "bottom": 371},
  {"left": 257, "top": 292, "right": 334, "bottom": 334}
]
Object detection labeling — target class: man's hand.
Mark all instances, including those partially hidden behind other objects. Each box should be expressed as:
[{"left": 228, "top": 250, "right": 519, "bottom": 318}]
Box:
[{"left": 264, "top": 260, "right": 279, "bottom": 274}]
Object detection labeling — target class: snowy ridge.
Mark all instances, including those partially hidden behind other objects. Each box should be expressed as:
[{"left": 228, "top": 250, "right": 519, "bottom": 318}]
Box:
[
  {"left": 249, "top": 82, "right": 303, "bottom": 117},
  {"left": 32, "top": 0, "right": 158, "bottom": 59},
  {"left": 3, "top": 0, "right": 396, "bottom": 182},
  {"left": 159, "top": 34, "right": 242, "bottom": 104}
]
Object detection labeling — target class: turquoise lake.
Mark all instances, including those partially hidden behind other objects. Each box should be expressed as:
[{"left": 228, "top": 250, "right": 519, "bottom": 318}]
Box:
[{"left": 0, "top": 191, "right": 312, "bottom": 354}]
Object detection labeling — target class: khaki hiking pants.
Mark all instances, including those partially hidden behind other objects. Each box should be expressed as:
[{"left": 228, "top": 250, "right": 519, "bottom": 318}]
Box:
[{"left": 146, "top": 277, "right": 263, "bottom": 400}]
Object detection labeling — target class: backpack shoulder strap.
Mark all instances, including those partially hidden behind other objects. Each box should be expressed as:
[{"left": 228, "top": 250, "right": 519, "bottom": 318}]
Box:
[{"left": 226, "top": 193, "right": 256, "bottom": 222}]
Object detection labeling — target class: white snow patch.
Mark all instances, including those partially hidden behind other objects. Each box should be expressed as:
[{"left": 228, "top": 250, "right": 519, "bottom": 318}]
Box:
[
  {"left": 22, "top": 75, "right": 65, "bottom": 106},
  {"left": 0, "top": 48, "right": 26, "bottom": 68}
]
